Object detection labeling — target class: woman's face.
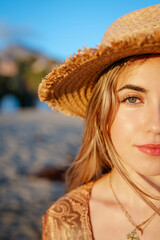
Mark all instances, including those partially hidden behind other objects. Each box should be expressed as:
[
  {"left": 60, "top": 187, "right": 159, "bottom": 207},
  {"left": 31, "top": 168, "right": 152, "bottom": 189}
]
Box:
[{"left": 110, "top": 57, "right": 160, "bottom": 176}]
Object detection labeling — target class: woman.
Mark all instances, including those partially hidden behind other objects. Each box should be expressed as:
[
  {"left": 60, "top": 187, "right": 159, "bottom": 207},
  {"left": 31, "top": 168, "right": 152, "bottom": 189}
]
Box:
[{"left": 38, "top": 4, "right": 160, "bottom": 240}]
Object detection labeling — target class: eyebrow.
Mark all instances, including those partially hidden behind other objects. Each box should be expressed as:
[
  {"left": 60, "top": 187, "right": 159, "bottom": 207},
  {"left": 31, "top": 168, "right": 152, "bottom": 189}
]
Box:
[{"left": 117, "top": 84, "right": 147, "bottom": 93}]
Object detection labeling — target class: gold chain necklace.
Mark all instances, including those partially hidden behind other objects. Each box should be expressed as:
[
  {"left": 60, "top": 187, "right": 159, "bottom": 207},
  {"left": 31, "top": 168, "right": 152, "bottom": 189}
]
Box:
[{"left": 109, "top": 173, "right": 157, "bottom": 240}]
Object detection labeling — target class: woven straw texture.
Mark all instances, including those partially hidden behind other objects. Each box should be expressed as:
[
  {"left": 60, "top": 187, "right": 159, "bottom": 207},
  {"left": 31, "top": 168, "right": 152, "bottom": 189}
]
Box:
[{"left": 38, "top": 4, "right": 160, "bottom": 118}]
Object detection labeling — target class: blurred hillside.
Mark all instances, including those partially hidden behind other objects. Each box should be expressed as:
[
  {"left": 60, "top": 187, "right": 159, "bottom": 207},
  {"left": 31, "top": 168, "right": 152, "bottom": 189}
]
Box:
[{"left": 0, "top": 45, "right": 61, "bottom": 108}]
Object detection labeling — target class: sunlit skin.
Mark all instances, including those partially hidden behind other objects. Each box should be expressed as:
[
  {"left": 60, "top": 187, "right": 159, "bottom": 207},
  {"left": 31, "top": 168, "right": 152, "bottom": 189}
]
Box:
[
  {"left": 89, "top": 57, "right": 160, "bottom": 240},
  {"left": 111, "top": 57, "right": 160, "bottom": 177}
]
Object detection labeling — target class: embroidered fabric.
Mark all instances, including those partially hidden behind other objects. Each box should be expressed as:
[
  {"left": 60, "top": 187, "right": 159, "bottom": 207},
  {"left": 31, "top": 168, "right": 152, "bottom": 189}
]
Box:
[{"left": 42, "top": 181, "right": 94, "bottom": 240}]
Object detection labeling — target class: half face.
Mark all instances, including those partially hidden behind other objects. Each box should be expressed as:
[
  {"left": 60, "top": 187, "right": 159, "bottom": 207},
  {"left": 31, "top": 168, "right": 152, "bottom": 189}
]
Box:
[{"left": 110, "top": 57, "right": 160, "bottom": 176}]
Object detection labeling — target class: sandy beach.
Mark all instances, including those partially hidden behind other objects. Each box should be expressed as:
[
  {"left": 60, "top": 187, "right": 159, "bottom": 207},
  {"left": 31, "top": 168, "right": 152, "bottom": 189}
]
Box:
[{"left": 0, "top": 109, "right": 83, "bottom": 240}]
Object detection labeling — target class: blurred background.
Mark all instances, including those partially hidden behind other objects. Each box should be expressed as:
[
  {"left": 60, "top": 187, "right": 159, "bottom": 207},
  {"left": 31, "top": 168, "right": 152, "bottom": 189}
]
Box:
[{"left": 0, "top": 0, "right": 159, "bottom": 239}]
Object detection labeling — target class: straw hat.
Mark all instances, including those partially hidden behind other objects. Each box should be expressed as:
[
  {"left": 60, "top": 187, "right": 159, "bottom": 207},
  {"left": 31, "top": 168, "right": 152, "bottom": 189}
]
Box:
[{"left": 38, "top": 4, "right": 160, "bottom": 118}]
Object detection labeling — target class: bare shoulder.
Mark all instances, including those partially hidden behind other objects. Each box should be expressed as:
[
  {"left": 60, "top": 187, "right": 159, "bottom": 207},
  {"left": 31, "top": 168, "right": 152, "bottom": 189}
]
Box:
[{"left": 90, "top": 173, "right": 111, "bottom": 202}]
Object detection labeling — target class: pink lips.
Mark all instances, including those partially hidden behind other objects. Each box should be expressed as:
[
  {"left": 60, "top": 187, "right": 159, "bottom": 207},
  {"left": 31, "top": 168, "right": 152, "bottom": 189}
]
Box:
[{"left": 137, "top": 144, "right": 160, "bottom": 156}]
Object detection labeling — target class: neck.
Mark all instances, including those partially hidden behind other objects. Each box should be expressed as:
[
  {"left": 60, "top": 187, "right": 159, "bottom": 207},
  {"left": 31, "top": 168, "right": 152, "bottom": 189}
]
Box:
[{"left": 111, "top": 168, "right": 160, "bottom": 209}]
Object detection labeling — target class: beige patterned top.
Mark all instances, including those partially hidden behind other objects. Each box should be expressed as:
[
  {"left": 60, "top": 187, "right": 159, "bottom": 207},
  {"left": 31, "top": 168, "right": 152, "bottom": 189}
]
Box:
[{"left": 42, "top": 181, "right": 95, "bottom": 240}]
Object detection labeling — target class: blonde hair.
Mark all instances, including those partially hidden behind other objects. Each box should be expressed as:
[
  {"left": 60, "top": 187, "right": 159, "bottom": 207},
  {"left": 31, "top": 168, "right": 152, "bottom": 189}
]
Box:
[{"left": 66, "top": 54, "right": 160, "bottom": 215}]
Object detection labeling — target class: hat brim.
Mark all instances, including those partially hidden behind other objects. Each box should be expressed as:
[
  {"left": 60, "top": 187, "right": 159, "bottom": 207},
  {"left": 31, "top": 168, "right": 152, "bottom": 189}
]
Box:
[{"left": 38, "top": 32, "right": 160, "bottom": 118}]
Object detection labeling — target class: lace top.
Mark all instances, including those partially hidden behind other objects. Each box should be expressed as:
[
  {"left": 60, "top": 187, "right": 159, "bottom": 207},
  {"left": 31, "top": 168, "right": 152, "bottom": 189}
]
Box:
[{"left": 42, "top": 181, "right": 95, "bottom": 240}]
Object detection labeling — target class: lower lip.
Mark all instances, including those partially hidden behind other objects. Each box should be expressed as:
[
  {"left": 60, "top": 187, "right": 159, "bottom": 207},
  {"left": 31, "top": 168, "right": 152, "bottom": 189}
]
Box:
[{"left": 137, "top": 146, "right": 160, "bottom": 156}]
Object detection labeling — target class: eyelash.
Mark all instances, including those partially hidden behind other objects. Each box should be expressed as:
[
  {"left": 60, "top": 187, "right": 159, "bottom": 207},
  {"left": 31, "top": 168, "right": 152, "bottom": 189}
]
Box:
[{"left": 120, "top": 94, "right": 143, "bottom": 105}]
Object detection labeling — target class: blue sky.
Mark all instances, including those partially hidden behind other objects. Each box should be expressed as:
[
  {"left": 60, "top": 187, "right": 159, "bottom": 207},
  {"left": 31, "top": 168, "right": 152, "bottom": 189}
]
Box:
[{"left": 0, "top": 0, "right": 159, "bottom": 61}]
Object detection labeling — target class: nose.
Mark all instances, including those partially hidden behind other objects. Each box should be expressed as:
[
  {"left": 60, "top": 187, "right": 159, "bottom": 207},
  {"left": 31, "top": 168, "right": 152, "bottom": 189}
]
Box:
[{"left": 145, "top": 102, "right": 160, "bottom": 134}]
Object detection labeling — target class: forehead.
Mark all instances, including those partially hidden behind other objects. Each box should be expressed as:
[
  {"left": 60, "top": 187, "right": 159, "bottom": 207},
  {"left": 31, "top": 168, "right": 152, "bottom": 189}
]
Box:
[{"left": 117, "top": 56, "right": 160, "bottom": 88}]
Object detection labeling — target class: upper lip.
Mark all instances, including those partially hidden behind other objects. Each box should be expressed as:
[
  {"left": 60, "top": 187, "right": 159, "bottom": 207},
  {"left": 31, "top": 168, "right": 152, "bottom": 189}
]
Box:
[{"left": 137, "top": 144, "right": 160, "bottom": 148}]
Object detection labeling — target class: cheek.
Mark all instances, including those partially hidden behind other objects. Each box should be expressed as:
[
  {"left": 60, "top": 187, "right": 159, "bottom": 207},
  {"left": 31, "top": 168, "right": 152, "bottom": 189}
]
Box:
[{"left": 110, "top": 108, "right": 141, "bottom": 146}]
